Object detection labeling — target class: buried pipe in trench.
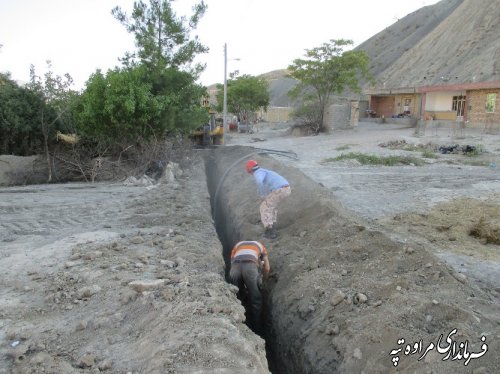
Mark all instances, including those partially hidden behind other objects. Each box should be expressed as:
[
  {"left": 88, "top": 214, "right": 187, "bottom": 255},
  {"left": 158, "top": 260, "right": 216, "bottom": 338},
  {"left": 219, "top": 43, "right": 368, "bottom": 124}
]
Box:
[
  {"left": 207, "top": 147, "right": 297, "bottom": 274},
  {"left": 202, "top": 147, "right": 497, "bottom": 374},
  {"left": 204, "top": 146, "right": 373, "bottom": 373},
  {"left": 205, "top": 148, "right": 299, "bottom": 374},
  {"left": 211, "top": 148, "right": 297, "bottom": 223},
  {"left": 205, "top": 150, "right": 348, "bottom": 374}
]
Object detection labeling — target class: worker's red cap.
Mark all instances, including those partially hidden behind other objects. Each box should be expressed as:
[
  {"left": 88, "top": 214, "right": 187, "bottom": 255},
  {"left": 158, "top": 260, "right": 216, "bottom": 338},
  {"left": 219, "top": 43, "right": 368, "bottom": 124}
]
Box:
[{"left": 246, "top": 160, "right": 259, "bottom": 173}]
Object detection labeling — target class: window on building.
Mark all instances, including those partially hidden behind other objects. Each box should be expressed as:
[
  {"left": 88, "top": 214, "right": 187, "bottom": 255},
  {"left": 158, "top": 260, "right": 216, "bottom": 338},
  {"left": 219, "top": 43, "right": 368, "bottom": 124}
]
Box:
[
  {"left": 486, "top": 93, "right": 496, "bottom": 113},
  {"left": 452, "top": 95, "right": 466, "bottom": 116}
]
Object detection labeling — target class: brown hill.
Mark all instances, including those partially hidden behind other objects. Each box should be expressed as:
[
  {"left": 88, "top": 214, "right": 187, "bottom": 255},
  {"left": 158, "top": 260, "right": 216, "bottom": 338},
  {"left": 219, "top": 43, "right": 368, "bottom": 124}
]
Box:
[
  {"left": 363, "top": 0, "right": 500, "bottom": 88},
  {"left": 355, "top": 0, "right": 464, "bottom": 79},
  {"left": 258, "top": 69, "right": 297, "bottom": 107},
  {"left": 209, "top": 0, "right": 500, "bottom": 104}
]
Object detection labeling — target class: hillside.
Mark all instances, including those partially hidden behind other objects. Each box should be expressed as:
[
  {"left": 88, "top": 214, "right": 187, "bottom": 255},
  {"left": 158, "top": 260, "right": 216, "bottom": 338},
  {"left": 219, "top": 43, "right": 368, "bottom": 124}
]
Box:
[
  {"left": 210, "top": 0, "right": 500, "bottom": 104},
  {"left": 364, "top": 0, "right": 500, "bottom": 88},
  {"left": 258, "top": 70, "right": 297, "bottom": 107},
  {"left": 355, "top": 0, "right": 464, "bottom": 79}
]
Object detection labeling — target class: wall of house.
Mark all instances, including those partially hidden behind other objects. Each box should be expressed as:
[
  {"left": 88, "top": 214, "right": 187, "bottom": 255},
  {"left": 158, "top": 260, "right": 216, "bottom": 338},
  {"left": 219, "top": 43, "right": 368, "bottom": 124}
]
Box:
[
  {"left": 467, "top": 88, "right": 500, "bottom": 129},
  {"left": 323, "top": 103, "right": 348, "bottom": 131},
  {"left": 425, "top": 92, "right": 452, "bottom": 111},
  {"left": 424, "top": 111, "right": 457, "bottom": 120},
  {"left": 370, "top": 96, "right": 394, "bottom": 118},
  {"left": 258, "top": 106, "right": 292, "bottom": 122},
  {"left": 323, "top": 99, "right": 358, "bottom": 131},
  {"left": 424, "top": 91, "right": 463, "bottom": 120},
  {"left": 359, "top": 100, "right": 369, "bottom": 118}
]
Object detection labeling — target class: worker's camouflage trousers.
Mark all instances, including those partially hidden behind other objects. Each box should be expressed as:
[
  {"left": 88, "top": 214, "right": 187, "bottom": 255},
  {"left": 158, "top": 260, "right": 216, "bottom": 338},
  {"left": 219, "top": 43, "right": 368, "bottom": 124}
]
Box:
[{"left": 260, "top": 186, "right": 291, "bottom": 229}]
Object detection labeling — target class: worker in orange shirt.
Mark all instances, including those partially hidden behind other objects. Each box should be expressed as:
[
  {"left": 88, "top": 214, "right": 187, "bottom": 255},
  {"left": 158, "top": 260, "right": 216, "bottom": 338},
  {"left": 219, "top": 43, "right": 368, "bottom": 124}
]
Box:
[{"left": 229, "top": 240, "right": 270, "bottom": 333}]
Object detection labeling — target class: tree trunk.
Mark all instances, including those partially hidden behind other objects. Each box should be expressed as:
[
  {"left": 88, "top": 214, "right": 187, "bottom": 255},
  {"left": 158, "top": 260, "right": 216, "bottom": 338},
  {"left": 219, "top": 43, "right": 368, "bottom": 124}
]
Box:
[
  {"left": 2, "top": 134, "right": 8, "bottom": 155},
  {"left": 318, "top": 92, "right": 331, "bottom": 134},
  {"left": 318, "top": 99, "right": 326, "bottom": 134},
  {"left": 41, "top": 117, "right": 52, "bottom": 183}
]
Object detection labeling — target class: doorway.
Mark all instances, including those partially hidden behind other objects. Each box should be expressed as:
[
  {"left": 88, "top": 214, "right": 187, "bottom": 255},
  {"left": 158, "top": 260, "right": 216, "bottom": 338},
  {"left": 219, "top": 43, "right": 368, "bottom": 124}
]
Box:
[{"left": 452, "top": 95, "right": 466, "bottom": 120}]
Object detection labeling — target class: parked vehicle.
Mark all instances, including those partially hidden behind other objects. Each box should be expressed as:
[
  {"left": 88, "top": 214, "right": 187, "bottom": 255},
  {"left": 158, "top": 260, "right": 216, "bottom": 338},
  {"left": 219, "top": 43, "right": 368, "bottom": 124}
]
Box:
[
  {"left": 238, "top": 122, "right": 253, "bottom": 133},
  {"left": 189, "top": 110, "right": 224, "bottom": 146},
  {"left": 229, "top": 121, "right": 238, "bottom": 131}
]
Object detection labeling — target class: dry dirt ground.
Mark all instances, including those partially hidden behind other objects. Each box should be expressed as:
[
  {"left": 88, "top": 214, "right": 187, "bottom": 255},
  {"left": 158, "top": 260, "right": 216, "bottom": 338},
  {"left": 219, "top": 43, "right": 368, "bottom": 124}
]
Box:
[
  {"left": 1, "top": 121, "right": 499, "bottom": 373},
  {"left": 0, "top": 163, "right": 268, "bottom": 373},
  {"left": 228, "top": 122, "right": 500, "bottom": 293}
]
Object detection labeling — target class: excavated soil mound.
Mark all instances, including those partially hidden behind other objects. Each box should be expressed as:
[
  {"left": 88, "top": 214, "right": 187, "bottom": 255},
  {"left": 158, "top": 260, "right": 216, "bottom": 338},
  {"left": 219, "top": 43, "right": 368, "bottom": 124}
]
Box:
[
  {"left": 0, "top": 159, "right": 268, "bottom": 373},
  {"left": 0, "top": 155, "right": 47, "bottom": 186},
  {"left": 2, "top": 140, "right": 499, "bottom": 373},
  {"left": 206, "top": 145, "right": 500, "bottom": 373}
]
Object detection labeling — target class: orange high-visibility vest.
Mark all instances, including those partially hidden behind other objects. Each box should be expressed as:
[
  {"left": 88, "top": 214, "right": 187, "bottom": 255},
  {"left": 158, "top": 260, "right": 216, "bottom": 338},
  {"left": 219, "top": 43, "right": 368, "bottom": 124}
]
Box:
[{"left": 230, "top": 241, "right": 268, "bottom": 261}]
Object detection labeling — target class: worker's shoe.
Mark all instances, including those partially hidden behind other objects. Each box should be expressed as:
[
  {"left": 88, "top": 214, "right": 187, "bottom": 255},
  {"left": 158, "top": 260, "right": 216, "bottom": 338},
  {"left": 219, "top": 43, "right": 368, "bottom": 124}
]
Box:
[{"left": 264, "top": 226, "right": 278, "bottom": 239}]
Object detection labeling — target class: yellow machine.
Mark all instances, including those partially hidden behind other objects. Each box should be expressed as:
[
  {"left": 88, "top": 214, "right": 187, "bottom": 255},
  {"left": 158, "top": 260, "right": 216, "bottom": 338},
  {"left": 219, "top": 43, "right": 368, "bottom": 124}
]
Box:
[{"left": 189, "top": 100, "right": 224, "bottom": 146}]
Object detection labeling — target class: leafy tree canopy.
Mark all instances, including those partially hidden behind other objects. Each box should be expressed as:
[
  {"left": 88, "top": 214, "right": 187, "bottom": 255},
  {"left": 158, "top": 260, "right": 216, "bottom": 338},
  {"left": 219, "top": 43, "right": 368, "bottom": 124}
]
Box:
[
  {"left": 28, "top": 61, "right": 75, "bottom": 117},
  {"left": 2, "top": 1, "right": 211, "bottom": 157},
  {"left": 103, "top": 0, "right": 209, "bottom": 139},
  {"left": 75, "top": 65, "right": 208, "bottom": 141},
  {"left": 112, "top": 0, "right": 208, "bottom": 75},
  {"left": 216, "top": 74, "right": 270, "bottom": 121},
  {"left": 0, "top": 73, "right": 46, "bottom": 154},
  {"left": 288, "top": 39, "right": 371, "bottom": 132},
  {"left": 28, "top": 61, "right": 76, "bottom": 181}
]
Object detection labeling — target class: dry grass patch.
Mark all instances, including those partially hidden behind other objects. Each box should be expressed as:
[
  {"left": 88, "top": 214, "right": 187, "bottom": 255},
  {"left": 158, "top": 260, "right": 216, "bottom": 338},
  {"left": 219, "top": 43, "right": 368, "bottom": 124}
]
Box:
[{"left": 469, "top": 217, "right": 500, "bottom": 244}]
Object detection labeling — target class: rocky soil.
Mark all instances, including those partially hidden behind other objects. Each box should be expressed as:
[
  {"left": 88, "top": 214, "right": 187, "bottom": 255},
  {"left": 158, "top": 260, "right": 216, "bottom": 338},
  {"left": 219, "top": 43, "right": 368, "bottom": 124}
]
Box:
[
  {"left": 1, "top": 121, "right": 499, "bottom": 373},
  {"left": 0, "top": 160, "right": 268, "bottom": 373}
]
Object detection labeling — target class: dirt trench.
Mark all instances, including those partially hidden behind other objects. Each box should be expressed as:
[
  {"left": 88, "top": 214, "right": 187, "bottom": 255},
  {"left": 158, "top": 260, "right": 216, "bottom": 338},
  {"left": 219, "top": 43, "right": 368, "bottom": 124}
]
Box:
[
  {"left": 0, "top": 160, "right": 270, "bottom": 374},
  {"left": 205, "top": 145, "right": 500, "bottom": 374}
]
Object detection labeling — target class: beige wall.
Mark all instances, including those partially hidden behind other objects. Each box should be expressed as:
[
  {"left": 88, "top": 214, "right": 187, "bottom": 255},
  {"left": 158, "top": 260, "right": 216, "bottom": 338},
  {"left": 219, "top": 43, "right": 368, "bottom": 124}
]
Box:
[
  {"left": 258, "top": 107, "right": 293, "bottom": 122},
  {"left": 424, "top": 111, "right": 457, "bottom": 120}
]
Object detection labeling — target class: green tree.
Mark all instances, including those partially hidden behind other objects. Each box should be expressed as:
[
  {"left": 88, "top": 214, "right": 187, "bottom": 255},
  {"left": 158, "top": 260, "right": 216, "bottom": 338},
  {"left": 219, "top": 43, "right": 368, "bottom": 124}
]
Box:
[
  {"left": 288, "top": 39, "right": 371, "bottom": 133},
  {"left": 112, "top": 0, "right": 207, "bottom": 73},
  {"left": 216, "top": 74, "right": 270, "bottom": 123},
  {"left": 109, "top": 0, "right": 209, "bottom": 136},
  {"left": 0, "top": 73, "right": 45, "bottom": 155},
  {"left": 76, "top": 66, "right": 160, "bottom": 140},
  {"left": 76, "top": 65, "right": 207, "bottom": 142},
  {"left": 28, "top": 61, "right": 75, "bottom": 181}
]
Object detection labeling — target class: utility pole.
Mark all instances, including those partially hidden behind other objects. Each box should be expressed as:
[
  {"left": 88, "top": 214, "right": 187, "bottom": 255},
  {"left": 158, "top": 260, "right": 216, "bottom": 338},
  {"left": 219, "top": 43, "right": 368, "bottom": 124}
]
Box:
[{"left": 223, "top": 43, "right": 228, "bottom": 134}]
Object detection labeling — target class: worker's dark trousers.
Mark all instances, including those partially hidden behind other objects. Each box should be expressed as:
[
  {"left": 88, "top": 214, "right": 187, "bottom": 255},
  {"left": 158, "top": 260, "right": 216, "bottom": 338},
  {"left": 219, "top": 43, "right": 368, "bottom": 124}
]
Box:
[{"left": 230, "top": 261, "right": 262, "bottom": 333}]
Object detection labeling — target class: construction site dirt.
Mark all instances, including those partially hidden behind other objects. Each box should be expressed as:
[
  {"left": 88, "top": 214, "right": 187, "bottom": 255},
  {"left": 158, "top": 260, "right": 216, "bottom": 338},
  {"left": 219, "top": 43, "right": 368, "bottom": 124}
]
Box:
[{"left": 1, "top": 121, "right": 499, "bottom": 373}]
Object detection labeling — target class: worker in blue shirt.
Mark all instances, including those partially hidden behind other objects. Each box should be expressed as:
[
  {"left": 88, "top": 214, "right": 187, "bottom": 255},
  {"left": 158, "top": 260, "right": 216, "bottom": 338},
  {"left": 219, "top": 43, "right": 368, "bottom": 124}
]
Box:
[{"left": 245, "top": 160, "right": 291, "bottom": 239}]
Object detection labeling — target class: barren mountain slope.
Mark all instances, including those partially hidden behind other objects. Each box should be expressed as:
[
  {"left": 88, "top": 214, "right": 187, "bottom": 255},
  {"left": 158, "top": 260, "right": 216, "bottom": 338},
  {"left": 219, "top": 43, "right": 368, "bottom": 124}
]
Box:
[
  {"left": 260, "top": 0, "right": 498, "bottom": 99},
  {"left": 369, "top": 0, "right": 500, "bottom": 87},
  {"left": 356, "top": 0, "right": 464, "bottom": 78},
  {"left": 258, "top": 70, "right": 297, "bottom": 107}
]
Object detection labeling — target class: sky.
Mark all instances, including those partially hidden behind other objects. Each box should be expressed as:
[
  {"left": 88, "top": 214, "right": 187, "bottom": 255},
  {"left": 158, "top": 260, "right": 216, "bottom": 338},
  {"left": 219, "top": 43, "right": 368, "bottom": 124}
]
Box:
[{"left": 0, "top": 0, "right": 441, "bottom": 90}]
